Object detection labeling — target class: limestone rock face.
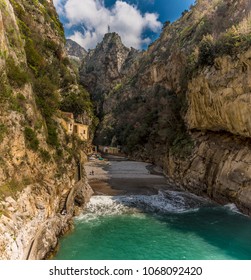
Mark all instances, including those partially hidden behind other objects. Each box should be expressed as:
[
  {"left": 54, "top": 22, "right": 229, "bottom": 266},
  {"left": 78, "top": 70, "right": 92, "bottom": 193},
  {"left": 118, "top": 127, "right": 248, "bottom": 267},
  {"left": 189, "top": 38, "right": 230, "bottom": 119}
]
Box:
[
  {"left": 0, "top": 178, "right": 93, "bottom": 260},
  {"left": 165, "top": 132, "right": 251, "bottom": 214},
  {"left": 66, "top": 39, "right": 87, "bottom": 61},
  {"left": 186, "top": 49, "right": 251, "bottom": 137},
  {"left": 0, "top": 0, "right": 93, "bottom": 259},
  {"left": 80, "top": 32, "right": 140, "bottom": 112}
]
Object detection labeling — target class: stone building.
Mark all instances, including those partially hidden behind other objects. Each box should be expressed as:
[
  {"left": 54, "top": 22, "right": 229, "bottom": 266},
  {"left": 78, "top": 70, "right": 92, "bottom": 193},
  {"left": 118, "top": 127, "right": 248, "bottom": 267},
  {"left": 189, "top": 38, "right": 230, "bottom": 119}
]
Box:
[
  {"left": 60, "top": 111, "right": 89, "bottom": 141},
  {"left": 60, "top": 112, "right": 74, "bottom": 135},
  {"left": 73, "top": 123, "right": 89, "bottom": 141},
  {"left": 99, "top": 146, "right": 120, "bottom": 154}
]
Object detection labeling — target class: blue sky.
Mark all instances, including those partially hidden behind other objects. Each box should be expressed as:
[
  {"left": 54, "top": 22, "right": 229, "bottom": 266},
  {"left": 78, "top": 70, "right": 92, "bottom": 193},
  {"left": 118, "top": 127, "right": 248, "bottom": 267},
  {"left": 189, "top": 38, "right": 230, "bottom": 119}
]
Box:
[
  {"left": 104, "top": 0, "right": 195, "bottom": 22},
  {"left": 53, "top": 0, "right": 195, "bottom": 49}
]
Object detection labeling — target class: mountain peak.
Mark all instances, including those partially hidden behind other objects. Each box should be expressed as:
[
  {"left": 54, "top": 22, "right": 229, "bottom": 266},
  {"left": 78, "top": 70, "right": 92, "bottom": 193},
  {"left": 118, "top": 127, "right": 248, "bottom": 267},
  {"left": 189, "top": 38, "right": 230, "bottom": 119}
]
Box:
[
  {"left": 79, "top": 32, "right": 139, "bottom": 111},
  {"left": 97, "top": 32, "right": 129, "bottom": 52},
  {"left": 103, "top": 32, "right": 122, "bottom": 41}
]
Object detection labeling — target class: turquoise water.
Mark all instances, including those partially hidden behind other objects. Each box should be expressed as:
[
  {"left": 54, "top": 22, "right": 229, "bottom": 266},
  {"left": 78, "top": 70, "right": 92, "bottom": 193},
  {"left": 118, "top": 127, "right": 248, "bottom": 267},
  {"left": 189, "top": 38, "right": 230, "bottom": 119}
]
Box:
[{"left": 53, "top": 191, "right": 251, "bottom": 260}]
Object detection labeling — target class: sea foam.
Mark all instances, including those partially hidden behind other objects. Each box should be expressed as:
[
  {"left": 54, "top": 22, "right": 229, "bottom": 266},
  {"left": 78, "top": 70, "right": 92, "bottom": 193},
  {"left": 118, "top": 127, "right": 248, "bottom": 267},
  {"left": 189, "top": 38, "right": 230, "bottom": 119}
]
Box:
[
  {"left": 76, "top": 190, "right": 210, "bottom": 221},
  {"left": 223, "top": 203, "right": 240, "bottom": 213}
]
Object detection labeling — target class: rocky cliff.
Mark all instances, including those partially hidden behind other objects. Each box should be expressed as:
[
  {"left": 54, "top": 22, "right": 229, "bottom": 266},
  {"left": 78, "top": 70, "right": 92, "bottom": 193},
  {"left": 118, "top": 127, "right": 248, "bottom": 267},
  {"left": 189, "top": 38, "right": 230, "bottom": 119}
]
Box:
[
  {"left": 186, "top": 49, "right": 251, "bottom": 137},
  {"left": 80, "top": 32, "right": 141, "bottom": 115},
  {"left": 80, "top": 0, "right": 251, "bottom": 214},
  {"left": 0, "top": 0, "right": 94, "bottom": 259},
  {"left": 66, "top": 38, "right": 87, "bottom": 61}
]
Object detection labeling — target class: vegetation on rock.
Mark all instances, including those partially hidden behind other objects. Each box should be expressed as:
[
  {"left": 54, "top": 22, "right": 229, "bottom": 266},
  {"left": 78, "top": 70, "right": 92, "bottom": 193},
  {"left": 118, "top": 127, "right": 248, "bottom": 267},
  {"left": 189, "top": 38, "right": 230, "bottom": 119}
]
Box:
[
  {"left": 7, "top": 0, "right": 95, "bottom": 151},
  {"left": 24, "top": 127, "right": 39, "bottom": 151}
]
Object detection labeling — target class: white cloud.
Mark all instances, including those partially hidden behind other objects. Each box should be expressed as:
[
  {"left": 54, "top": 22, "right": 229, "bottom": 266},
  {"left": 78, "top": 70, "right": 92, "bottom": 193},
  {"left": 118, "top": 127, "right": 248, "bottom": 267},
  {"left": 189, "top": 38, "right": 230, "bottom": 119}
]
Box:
[
  {"left": 53, "top": 0, "right": 61, "bottom": 7},
  {"left": 144, "top": 12, "right": 161, "bottom": 32},
  {"left": 53, "top": 0, "right": 65, "bottom": 15},
  {"left": 54, "top": 0, "right": 162, "bottom": 49},
  {"left": 69, "top": 31, "right": 99, "bottom": 50}
]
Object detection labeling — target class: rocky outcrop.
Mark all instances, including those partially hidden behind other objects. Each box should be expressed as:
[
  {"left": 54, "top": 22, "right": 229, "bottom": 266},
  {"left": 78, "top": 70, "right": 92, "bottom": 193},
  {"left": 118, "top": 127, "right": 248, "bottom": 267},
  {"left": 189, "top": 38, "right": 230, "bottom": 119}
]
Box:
[
  {"left": 165, "top": 132, "right": 251, "bottom": 215},
  {"left": 0, "top": 178, "right": 93, "bottom": 260},
  {"left": 80, "top": 32, "right": 141, "bottom": 113},
  {"left": 66, "top": 39, "right": 87, "bottom": 61},
  {"left": 186, "top": 49, "right": 251, "bottom": 138}
]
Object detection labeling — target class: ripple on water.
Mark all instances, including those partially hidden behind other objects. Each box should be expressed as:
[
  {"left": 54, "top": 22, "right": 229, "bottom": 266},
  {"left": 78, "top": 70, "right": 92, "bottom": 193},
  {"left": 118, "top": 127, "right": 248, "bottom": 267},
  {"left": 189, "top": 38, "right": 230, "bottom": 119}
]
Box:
[{"left": 54, "top": 190, "right": 251, "bottom": 260}]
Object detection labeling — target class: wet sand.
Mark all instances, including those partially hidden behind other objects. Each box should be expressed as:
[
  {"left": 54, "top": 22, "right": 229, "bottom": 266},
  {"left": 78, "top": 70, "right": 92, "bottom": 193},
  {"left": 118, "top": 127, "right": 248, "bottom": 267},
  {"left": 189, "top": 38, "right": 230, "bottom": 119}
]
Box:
[{"left": 84, "top": 155, "right": 174, "bottom": 196}]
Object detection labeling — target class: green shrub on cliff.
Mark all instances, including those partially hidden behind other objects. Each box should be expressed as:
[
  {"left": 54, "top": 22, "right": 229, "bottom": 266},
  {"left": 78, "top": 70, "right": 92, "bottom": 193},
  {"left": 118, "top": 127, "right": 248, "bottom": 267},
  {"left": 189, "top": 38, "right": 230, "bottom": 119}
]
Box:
[
  {"left": 60, "top": 87, "right": 92, "bottom": 117},
  {"left": 0, "top": 74, "right": 12, "bottom": 101},
  {"left": 6, "top": 57, "right": 29, "bottom": 88},
  {"left": 25, "top": 39, "right": 44, "bottom": 76},
  {"left": 198, "top": 35, "right": 215, "bottom": 66},
  {"left": 33, "top": 76, "right": 60, "bottom": 147},
  {"left": 46, "top": 120, "right": 59, "bottom": 148},
  {"left": 215, "top": 29, "right": 251, "bottom": 56},
  {"left": 39, "top": 148, "right": 51, "bottom": 162},
  {"left": 198, "top": 25, "right": 251, "bottom": 68},
  {"left": 170, "top": 131, "right": 194, "bottom": 158},
  {"left": 215, "top": 31, "right": 241, "bottom": 56},
  {"left": 24, "top": 127, "right": 39, "bottom": 151},
  {"left": 9, "top": 93, "right": 26, "bottom": 113},
  {"left": 33, "top": 76, "right": 59, "bottom": 119}
]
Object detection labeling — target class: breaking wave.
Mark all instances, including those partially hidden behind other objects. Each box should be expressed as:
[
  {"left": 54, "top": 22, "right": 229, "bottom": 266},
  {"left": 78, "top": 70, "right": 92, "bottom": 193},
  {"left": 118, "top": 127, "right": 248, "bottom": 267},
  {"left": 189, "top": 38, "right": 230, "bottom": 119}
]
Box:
[
  {"left": 223, "top": 203, "right": 240, "bottom": 213},
  {"left": 76, "top": 190, "right": 211, "bottom": 221}
]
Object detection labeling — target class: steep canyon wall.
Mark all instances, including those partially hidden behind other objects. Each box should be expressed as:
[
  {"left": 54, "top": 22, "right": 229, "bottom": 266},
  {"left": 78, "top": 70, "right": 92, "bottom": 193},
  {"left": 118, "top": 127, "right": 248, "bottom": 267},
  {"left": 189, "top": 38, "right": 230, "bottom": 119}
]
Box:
[
  {"left": 80, "top": 0, "right": 251, "bottom": 213},
  {"left": 0, "top": 0, "right": 93, "bottom": 259}
]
